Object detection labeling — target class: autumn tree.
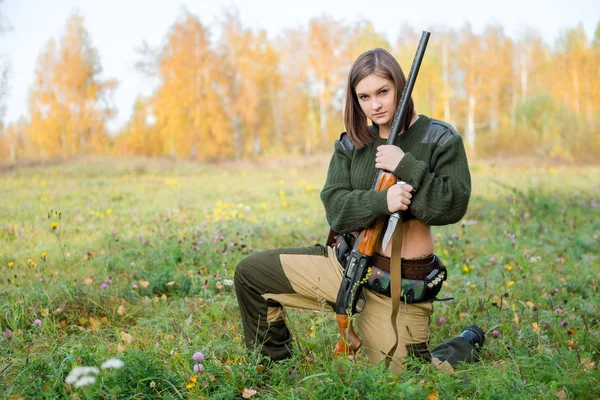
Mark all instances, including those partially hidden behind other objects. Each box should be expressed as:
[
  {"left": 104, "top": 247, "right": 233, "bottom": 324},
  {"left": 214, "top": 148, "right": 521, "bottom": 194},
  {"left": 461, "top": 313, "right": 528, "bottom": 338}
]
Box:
[
  {"left": 215, "top": 11, "right": 270, "bottom": 159},
  {"left": 114, "top": 97, "right": 162, "bottom": 156},
  {"left": 145, "top": 12, "right": 229, "bottom": 160},
  {"left": 274, "top": 27, "right": 312, "bottom": 154},
  {"left": 28, "top": 14, "right": 115, "bottom": 159},
  {"left": 457, "top": 24, "right": 487, "bottom": 150},
  {"left": 306, "top": 16, "right": 351, "bottom": 148}
]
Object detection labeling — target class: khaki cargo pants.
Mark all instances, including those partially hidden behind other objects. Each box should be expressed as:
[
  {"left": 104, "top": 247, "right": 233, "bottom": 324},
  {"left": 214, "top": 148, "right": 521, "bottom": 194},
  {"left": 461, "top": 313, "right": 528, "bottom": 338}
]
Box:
[{"left": 234, "top": 244, "right": 477, "bottom": 374}]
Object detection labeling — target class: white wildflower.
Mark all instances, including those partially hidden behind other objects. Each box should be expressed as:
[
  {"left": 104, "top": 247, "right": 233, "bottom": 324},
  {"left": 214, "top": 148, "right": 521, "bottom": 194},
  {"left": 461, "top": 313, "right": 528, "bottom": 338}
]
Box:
[
  {"left": 65, "top": 366, "right": 99, "bottom": 384},
  {"left": 101, "top": 358, "right": 125, "bottom": 370},
  {"left": 74, "top": 375, "right": 96, "bottom": 388},
  {"left": 223, "top": 279, "right": 234, "bottom": 287}
]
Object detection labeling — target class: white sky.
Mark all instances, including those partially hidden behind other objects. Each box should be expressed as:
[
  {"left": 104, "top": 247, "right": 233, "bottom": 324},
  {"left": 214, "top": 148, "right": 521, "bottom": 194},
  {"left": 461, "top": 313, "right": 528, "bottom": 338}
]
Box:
[{"left": 1, "top": 0, "right": 598, "bottom": 133}]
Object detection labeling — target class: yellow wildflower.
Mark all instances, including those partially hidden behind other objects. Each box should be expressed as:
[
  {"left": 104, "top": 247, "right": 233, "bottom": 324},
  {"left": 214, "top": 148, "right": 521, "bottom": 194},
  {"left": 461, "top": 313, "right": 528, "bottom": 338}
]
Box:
[
  {"left": 106, "top": 209, "right": 112, "bottom": 215},
  {"left": 186, "top": 375, "right": 197, "bottom": 389},
  {"left": 505, "top": 265, "right": 513, "bottom": 271},
  {"left": 281, "top": 201, "right": 288, "bottom": 207},
  {"left": 50, "top": 222, "right": 58, "bottom": 230},
  {"left": 508, "top": 281, "right": 515, "bottom": 286},
  {"left": 462, "top": 266, "right": 469, "bottom": 273},
  {"left": 8, "top": 261, "right": 14, "bottom": 268}
]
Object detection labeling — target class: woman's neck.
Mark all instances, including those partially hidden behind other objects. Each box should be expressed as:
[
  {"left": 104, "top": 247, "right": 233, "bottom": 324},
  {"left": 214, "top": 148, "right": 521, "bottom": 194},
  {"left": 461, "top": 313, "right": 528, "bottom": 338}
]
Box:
[{"left": 379, "top": 112, "right": 419, "bottom": 139}]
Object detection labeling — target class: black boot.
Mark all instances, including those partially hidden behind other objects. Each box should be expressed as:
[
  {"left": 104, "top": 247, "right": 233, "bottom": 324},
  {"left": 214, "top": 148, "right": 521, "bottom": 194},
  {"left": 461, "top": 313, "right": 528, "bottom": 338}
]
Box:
[{"left": 459, "top": 325, "right": 485, "bottom": 349}]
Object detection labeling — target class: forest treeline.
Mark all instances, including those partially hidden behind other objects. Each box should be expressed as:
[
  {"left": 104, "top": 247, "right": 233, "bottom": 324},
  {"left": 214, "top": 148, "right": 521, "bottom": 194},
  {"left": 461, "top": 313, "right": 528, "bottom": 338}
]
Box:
[{"left": 0, "top": 9, "right": 599, "bottom": 164}]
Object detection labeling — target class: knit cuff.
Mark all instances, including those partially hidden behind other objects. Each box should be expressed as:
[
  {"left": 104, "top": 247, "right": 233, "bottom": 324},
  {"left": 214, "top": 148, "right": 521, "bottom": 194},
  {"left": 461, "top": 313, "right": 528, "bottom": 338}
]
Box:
[
  {"left": 371, "top": 189, "right": 391, "bottom": 216},
  {"left": 393, "top": 152, "right": 428, "bottom": 189}
]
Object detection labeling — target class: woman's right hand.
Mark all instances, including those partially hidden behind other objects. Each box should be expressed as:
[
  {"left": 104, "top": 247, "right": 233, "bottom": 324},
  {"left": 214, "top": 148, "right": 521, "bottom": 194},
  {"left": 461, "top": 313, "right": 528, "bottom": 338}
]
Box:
[{"left": 386, "top": 183, "right": 413, "bottom": 213}]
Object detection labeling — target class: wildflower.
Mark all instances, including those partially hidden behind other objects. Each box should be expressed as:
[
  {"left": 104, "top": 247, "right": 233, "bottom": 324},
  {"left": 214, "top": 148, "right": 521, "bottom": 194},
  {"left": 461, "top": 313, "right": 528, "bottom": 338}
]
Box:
[
  {"left": 112, "top": 230, "right": 117, "bottom": 236},
  {"left": 3, "top": 329, "right": 13, "bottom": 338},
  {"left": 106, "top": 209, "right": 112, "bottom": 215},
  {"left": 186, "top": 375, "right": 197, "bottom": 389},
  {"left": 492, "top": 330, "right": 500, "bottom": 338},
  {"left": 194, "top": 363, "right": 204, "bottom": 373},
  {"left": 8, "top": 261, "right": 14, "bottom": 268},
  {"left": 65, "top": 367, "right": 100, "bottom": 385},
  {"left": 508, "top": 281, "right": 515, "bottom": 287},
  {"left": 33, "top": 319, "right": 42, "bottom": 327},
  {"left": 193, "top": 351, "right": 205, "bottom": 363},
  {"left": 132, "top": 284, "right": 138, "bottom": 289},
  {"left": 74, "top": 375, "right": 96, "bottom": 388},
  {"left": 489, "top": 257, "right": 496, "bottom": 264},
  {"left": 554, "top": 288, "right": 559, "bottom": 293},
  {"left": 223, "top": 279, "right": 234, "bottom": 287},
  {"left": 101, "top": 358, "right": 124, "bottom": 369},
  {"left": 505, "top": 265, "right": 513, "bottom": 271},
  {"left": 561, "top": 320, "right": 568, "bottom": 327},
  {"left": 41, "top": 252, "right": 47, "bottom": 261},
  {"left": 438, "top": 317, "right": 446, "bottom": 324},
  {"left": 462, "top": 266, "right": 469, "bottom": 273},
  {"left": 51, "top": 222, "right": 58, "bottom": 230},
  {"left": 150, "top": 381, "right": 156, "bottom": 388},
  {"left": 100, "top": 283, "right": 108, "bottom": 290},
  {"left": 555, "top": 307, "right": 562, "bottom": 315}
]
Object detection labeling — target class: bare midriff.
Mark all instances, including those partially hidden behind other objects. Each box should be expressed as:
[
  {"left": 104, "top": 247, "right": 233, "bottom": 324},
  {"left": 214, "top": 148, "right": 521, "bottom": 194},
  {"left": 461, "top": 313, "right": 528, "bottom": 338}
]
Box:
[{"left": 377, "top": 219, "right": 434, "bottom": 259}]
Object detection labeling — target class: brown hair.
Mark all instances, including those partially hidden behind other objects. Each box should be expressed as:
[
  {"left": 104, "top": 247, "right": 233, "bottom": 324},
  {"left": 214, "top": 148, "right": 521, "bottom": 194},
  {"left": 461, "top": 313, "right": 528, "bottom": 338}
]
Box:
[{"left": 343, "top": 48, "right": 414, "bottom": 148}]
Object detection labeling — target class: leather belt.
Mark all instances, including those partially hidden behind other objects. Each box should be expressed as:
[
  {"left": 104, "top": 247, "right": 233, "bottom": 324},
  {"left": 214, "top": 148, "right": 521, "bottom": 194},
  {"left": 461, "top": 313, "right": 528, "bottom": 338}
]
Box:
[{"left": 371, "top": 253, "right": 438, "bottom": 280}]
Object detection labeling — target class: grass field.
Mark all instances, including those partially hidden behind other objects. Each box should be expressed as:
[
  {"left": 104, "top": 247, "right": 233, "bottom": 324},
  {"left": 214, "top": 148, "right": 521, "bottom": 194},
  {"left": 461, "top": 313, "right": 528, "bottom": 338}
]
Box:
[{"left": 1, "top": 157, "right": 599, "bottom": 399}]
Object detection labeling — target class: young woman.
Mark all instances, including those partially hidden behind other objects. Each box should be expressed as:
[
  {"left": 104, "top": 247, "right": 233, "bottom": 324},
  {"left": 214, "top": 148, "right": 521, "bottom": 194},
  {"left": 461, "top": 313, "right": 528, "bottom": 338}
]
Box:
[{"left": 234, "top": 48, "right": 484, "bottom": 373}]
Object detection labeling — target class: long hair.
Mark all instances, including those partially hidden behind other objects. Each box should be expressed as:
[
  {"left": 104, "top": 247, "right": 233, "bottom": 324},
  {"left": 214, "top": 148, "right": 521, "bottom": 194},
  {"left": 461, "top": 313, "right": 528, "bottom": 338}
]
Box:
[{"left": 343, "top": 48, "right": 414, "bottom": 148}]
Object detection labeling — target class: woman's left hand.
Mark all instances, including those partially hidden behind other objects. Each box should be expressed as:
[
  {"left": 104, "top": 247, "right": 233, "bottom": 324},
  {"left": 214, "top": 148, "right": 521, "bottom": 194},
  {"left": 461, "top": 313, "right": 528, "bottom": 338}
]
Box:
[{"left": 375, "top": 145, "right": 405, "bottom": 172}]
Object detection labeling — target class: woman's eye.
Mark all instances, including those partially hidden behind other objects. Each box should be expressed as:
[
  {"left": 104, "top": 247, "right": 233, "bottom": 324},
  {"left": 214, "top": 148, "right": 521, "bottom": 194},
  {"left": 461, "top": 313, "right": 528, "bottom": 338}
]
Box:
[{"left": 380, "top": 89, "right": 389, "bottom": 95}]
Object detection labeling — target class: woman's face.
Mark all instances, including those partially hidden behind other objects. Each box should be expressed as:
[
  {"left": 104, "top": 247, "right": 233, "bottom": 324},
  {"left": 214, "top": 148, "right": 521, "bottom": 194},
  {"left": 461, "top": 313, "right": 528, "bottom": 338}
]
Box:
[{"left": 355, "top": 74, "right": 396, "bottom": 128}]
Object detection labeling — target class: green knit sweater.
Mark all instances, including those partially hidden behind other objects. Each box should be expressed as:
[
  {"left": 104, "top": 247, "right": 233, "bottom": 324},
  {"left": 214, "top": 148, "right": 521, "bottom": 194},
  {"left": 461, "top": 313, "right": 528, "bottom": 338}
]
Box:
[{"left": 320, "top": 115, "right": 471, "bottom": 234}]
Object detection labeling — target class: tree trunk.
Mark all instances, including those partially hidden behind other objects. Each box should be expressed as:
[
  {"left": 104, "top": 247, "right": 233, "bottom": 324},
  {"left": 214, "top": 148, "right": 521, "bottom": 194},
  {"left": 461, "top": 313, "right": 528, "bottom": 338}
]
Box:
[
  {"left": 233, "top": 115, "right": 242, "bottom": 160},
  {"left": 268, "top": 82, "right": 283, "bottom": 147},
  {"left": 490, "top": 83, "right": 499, "bottom": 132},
  {"left": 520, "top": 47, "right": 528, "bottom": 100},
  {"left": 572, "top": 69, "right": 580, "bottom": 116},
  {"left": 319, "top": 80, "right": 328, "bottom": 143},
  {"left": 442, "top": 38, "right": 451, "bottom": 123},
  {"left": 465, "top": 94, "right": 476, "bottom": 149}
]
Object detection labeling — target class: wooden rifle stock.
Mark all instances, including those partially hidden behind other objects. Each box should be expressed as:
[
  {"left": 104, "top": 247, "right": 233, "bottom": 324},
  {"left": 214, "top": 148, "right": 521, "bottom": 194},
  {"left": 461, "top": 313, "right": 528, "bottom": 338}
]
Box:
[
  {"left": 333, "top": 32, "right": 431, "bottom": 356},
  {"left": 333, "top": 171, "right": 397, "bottom": 355}
]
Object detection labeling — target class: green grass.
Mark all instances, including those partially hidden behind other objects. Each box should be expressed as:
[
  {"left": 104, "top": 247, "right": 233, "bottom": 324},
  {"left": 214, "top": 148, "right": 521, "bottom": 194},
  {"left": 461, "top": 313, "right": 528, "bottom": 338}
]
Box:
[{"left": 1, "top": 157, "right": 599, "bottom": 399}]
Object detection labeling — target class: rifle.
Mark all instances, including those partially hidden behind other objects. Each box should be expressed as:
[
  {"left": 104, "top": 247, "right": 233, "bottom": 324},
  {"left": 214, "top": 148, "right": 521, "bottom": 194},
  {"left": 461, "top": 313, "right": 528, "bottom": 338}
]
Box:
[{"left": 333, "top": 31, "right": 431, "bottom": 357}]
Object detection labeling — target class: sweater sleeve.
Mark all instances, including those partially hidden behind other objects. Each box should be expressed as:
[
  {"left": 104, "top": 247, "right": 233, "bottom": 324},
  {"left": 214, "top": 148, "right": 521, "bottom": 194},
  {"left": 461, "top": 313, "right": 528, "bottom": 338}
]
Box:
[
  {"left": 392, "top": 135, "right": 471, "bottom": 226},
  {"left": 320, "top": 141, "right": 390, "bottom": 234}
]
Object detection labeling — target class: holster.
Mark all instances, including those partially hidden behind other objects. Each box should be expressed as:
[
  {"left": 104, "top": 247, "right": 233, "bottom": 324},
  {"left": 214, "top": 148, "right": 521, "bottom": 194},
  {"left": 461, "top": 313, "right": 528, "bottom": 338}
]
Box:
[{"left": 326, "top": 229, "right": 358, "bottom": 270}]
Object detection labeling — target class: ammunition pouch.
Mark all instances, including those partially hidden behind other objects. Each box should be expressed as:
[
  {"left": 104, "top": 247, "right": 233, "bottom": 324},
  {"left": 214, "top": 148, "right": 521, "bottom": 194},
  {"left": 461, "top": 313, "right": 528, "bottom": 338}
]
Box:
[{"left": 365, "top": 256, "right": 449, "bottom": 303}]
